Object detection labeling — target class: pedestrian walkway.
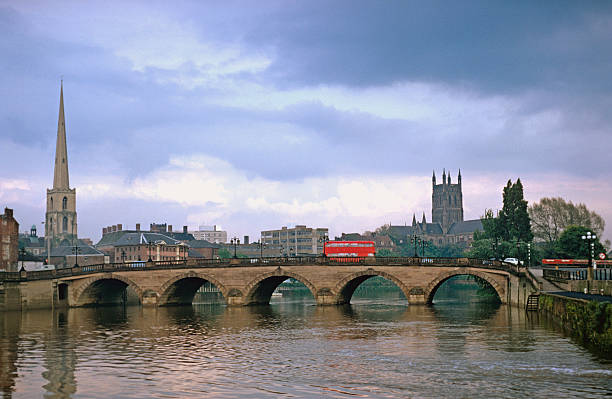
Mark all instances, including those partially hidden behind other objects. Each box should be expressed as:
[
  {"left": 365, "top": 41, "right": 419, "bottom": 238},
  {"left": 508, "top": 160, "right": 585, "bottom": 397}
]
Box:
[{"left": 528, "top": 267, "right": 564, "bottom": 292}]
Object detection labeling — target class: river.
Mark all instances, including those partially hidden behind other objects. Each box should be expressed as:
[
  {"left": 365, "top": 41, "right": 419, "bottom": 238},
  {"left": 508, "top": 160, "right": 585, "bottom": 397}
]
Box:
[{"left": 1, "top": 282, "right": 611, "bottom": 398}]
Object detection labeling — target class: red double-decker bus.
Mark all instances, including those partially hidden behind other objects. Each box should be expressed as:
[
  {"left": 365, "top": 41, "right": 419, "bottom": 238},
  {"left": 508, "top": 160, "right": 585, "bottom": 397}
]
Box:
[{"left": 324, "top": 241, "right": 376, "bottom": 259}]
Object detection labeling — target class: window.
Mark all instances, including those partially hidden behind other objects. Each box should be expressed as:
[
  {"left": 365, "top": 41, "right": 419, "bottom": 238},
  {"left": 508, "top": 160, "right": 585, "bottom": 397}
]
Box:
[
  {"left": 62, "top": 197, "right": 68, "bottom": 210},
  {"left": 62, "top": 217, "right": 68, "bottom": 232},
  {"left": 50, "top": 198, "right": 54, "bottom": 210}
]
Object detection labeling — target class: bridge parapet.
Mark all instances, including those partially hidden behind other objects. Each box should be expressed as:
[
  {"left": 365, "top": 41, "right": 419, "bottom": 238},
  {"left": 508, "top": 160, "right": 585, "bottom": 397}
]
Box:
[{"left": 0, "top": 257, "right": 521, "bottom": 283}]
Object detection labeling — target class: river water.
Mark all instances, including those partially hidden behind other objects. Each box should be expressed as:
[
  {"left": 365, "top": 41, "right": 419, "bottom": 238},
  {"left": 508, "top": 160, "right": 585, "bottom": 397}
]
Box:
[{"left": 1, "top": 289, "right": 611, "bottom": 398}]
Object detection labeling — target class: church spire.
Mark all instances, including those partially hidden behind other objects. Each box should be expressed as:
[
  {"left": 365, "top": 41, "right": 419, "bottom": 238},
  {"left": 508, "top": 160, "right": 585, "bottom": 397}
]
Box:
[
  {"left": 422, "top": 212, "right": 426, "bottom": 225},
  {"left": 432, "top": 170, "right": 436, "bottom": 185},
  {"left": 53, "top": 81, "right": 70, "bottom": 189},
  {"left": 412, "top": 213, "right": 417, "bottom": 227}
]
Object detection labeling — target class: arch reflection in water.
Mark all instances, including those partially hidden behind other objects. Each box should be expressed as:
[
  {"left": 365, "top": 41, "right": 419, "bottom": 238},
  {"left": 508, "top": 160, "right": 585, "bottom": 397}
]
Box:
[
  {"left": 431, "top": 274, "right": 501, "bottom": 304},
  {"left": 348, "top": 275, "right": 407, "bottom": 305}
]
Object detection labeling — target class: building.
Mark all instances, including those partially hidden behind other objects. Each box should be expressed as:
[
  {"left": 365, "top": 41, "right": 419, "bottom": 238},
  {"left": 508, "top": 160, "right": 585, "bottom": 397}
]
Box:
[
  {"left": 46, "top": 82, "right": 77, "bottom": 247},
  {"left": 0, "top": 208, "right": 19, "bottom": 271},
  {"left": 336, "top": 232, "right": 395, "bottom": 253},
  {"left": 387, "top": 170, "right": 482, "bottom": 247},
  {"left": 96, "top": 230, "right": 190, "bottom": 263},
  {"left": 19, "top": 225, "right": 46, "bottom": 257},
  {"left": 189, "top": 225, "right": 227, "bottom": 244},
  {"left": 187, "top": 240, "right": 221, "bottom": 259},
  {"left": 47, "top": 245, "right": 107, "bottom": 268},
  {"left": 261, "top": 225, "right": 328, "bottom": 256}
]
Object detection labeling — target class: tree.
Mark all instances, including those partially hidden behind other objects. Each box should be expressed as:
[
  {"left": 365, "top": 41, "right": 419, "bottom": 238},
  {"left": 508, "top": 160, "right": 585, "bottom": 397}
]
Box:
[
  {"left": 467, "top": 179, "right": 534, "bottom": 261},
  {"left": 529, "top": 197, "right": 605, "bottom": 244},
  {"left": 499, "top": 179, "right": 533, "bottom": 243},
  {"left": 555, "top": 226, "right": 605, "bottom": 259}
]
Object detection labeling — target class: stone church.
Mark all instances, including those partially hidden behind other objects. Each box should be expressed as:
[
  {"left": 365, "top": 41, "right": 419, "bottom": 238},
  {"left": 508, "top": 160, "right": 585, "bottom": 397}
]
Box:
[
  {"left": 388, "top": 170, "right": 483, "bottom": 247},
  {"left": 45, "top": 82, "right": 77, "bottom": 247}
]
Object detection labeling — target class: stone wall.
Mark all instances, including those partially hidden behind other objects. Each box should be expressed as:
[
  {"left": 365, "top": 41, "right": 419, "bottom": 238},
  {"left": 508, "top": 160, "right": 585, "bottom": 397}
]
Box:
[{"left": 539, "top": 293, "right": 612, "bottom": 357}]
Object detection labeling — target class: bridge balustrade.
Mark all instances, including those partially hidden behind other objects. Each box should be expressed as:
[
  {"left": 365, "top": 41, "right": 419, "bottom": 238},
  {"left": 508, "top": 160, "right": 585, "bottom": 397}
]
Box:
[
  {"left": 0, "top": 256, "right": 521, "bottom": 282},
  {"left": 543, "top": 267, "right": 612, "bottom": 282}
]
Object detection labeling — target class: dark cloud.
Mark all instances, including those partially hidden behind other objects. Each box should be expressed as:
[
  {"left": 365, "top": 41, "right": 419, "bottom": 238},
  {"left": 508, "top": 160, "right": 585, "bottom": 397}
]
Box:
[{"left": 227, "top": 1, "right": 612, "bottom": 93}]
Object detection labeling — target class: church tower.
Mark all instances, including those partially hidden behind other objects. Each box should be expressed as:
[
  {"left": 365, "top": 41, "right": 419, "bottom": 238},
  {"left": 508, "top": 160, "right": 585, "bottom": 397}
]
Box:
[
  {"left": 46, "top": 82, "right": 77, "bottom": 245},
  {"left": 431, "top": 169, "right": 463, "bottom": 232}
]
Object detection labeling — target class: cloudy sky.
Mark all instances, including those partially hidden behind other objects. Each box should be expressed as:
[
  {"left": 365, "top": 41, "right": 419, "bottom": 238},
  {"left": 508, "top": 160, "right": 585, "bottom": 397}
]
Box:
[{"left": 1, "top": 1, "right": 611, "bottom": 243}]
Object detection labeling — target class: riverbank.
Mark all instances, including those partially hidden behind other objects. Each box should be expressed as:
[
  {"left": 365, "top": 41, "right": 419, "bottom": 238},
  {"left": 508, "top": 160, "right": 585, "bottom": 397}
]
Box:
[{"left": 539, "top": 293, "right": 612, "bottom": 357}]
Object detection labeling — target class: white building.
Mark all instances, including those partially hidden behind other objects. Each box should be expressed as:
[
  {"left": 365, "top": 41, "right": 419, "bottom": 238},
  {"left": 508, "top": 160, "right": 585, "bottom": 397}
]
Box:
[
  {"left": 189, "top": 225, "right": 227, "bottom": 244},
  {"left": 261, "top": 225, "right": 328, "bottom": 256}
]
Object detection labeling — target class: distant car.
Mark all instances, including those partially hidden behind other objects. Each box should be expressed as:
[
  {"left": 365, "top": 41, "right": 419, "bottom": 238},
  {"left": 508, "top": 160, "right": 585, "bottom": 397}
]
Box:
[{"left": 503, "top": 258, "right": 520, "bottom": 265}]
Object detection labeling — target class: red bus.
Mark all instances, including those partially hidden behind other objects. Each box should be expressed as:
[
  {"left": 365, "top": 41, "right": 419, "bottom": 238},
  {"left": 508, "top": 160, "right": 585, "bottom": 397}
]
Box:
[{"left": 324, "top": 241, "right": 376, "bottom": 259}]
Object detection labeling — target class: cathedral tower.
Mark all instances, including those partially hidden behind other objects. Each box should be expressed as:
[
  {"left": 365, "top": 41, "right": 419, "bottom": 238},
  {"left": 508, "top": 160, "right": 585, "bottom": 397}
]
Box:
[
  {"left": 46, "top": 82, "right": 77, "bottom": 245},
  {"left": 431, "top": 169, "right": 463, "bottom": 232}
]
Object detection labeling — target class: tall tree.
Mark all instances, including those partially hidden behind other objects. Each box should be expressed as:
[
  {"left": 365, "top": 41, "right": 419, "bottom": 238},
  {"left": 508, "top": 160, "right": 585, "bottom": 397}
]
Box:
[
  {"left": 529, "top": 197, "right": 605, "bottom": 244},
  {"left": 499, "top": 179, "right": 533, "bottom": 243}
]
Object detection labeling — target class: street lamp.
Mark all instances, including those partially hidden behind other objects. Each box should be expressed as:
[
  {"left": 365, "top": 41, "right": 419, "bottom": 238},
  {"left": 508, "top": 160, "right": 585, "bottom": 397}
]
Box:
[
  {"left": 257, "top": 241, "right": 266, "bottom": 258},
  {"left": 147, "top": 240, "right": 154, "bottom": 262},
  {"left": 19, "top": 247, "right": 26, "bottom": 272},
  {"left": 121, "top": 250, "right": 126, "bottom": 263},
  {"left": 582, "top": 231, "right": 597, "bottom": 280},
  {"left": 71, "top": 245, "right": 81, "bottom": 268},
  {"left": 420, "top": 239, "right": 430, "bottom": 257},
  {"left": 318, "top": 235, "right": 329, "bottom": 257},
  {"left": 527, "top": 242, "right": 531, "bottom": 267},
  {"left": 230, "top": 237, "right": 240, "bottom": 259},
  {"left": 410, "top": 234, "right": 422, "bottom": 257}
]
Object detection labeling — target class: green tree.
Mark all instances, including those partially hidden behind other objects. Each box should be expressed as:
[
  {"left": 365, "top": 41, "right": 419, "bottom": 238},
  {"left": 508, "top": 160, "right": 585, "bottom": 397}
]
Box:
[
  {"left": 529, "top": 197, "right": 605, "bottom": 244},
  {"left": 555, "top": 226, "right": 605, "bottom": 259},
  {"left": 499, "top": 179, "right": 533, "bottom": 243},
  {"left": 467, "top": 179, "right": 534, "bottom": 261}
]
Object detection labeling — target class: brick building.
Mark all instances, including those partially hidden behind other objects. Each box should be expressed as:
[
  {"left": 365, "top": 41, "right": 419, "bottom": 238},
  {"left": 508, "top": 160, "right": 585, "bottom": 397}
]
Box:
[{"left": 1, "top": 208, "right": 19, "bottom": 271}]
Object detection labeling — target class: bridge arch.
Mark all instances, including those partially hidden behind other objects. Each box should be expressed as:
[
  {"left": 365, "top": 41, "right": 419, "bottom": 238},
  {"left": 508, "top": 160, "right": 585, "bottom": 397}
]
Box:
[
  {"left": 425, "top": 269, "right": 506, "bottom": 304},
  {"left": 158, "top": 271, "right": 229, "bottom": 306},
  {"left": 333, "top": 269, "right": 410, "bottom": 305},
  {"left": 72, "top": 274, "right": 144, "bottom": 307},
  {"left": 243, "top": 268, "right": 317, "bottom": 305}
]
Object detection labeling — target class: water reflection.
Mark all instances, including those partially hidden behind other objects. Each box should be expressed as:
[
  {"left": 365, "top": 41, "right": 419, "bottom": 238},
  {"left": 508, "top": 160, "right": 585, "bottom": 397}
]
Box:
[{"left": 0, "top": 298, "right": 611, "bottom": 398}]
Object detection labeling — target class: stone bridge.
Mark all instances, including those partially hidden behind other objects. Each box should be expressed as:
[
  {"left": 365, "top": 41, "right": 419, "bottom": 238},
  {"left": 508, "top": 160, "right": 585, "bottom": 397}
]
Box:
[{"left": 0, "top": 257, "right": 535, "bottom": 310}]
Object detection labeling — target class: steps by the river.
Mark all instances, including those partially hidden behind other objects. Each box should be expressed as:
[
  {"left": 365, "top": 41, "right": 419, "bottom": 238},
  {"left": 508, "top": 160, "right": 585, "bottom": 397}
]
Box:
[{"left": 526, "top": 294, "right": 539, "bottom": 311}]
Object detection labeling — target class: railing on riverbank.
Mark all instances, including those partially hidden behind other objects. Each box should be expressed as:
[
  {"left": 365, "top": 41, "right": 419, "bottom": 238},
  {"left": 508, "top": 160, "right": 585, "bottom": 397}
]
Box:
[
  {"left": 543, "top": 267, "right": 612, "bottom": 282},
  {"left": 0, "top": 256, "right": 521, "bottom": 282}
]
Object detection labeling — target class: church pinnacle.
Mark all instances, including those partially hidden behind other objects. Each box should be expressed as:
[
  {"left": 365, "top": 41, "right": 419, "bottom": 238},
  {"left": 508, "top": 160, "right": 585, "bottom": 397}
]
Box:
[
  {"left": 46, "top": 81, "right": 77, "bottom": 246},
  {"left": 53, "top": 81, "right": 70, "bottom": 190}
]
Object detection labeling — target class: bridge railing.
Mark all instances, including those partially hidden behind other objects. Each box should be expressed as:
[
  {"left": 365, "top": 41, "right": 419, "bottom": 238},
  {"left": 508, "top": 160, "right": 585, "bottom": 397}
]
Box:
[
  {"left": 543, "top": 267, "right": 612, "bottom": 282},
  {"left": 0, "top": 256, "right": 521, "bottom": 282}
]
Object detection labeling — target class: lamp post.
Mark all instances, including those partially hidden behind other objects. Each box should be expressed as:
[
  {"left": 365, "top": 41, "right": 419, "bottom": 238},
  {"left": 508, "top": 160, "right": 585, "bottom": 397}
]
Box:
[
  {"left": 582, "top": 231, "right": 597, "bottom": 280},
  {"left": 527, "top": 242, "right": 531, "bottom": 267},
  {"left": 257, "top": 241, "right": 266, "bottom": 258},
  {"left": 420, "top": 239, "right": 430, "bottom": 257},
  {"left": 121, "top": 250, "right": 126, "bottom": 263},
  {"left": 71, "top": 245, "right": 81, "bottom": 267},
  {"left": 230, "top": 237, "right": 240, "bottom": 259},
  {"left": 410, "top": 234, "right": 421, "bottom": 257},
  {"left": 19, "top": 247, "right": 26, "bottom": 272},
  {"left": 147, "top": 240, "right": 153, "bottom": 262},
  {"left": 318, "top": 235, "right": 329, "bottom": 257}
]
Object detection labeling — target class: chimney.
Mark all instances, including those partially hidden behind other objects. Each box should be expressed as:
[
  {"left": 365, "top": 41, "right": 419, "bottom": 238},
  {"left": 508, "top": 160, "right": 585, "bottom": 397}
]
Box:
[
  {"left": 103, "top": 227, "right": 108, "bottom": 235},
  {"left": 112, "top": 225, "right": 117, "bottom": 232},
  {"left": 183, "top": 226, "right": 188, "bottom": 234},
  {"left": 168, "top": 225, "right": 172, "bottom": 232},
  {"left": 4, "top": 208, "right": 13, "bottom": 218},
  {"left": 117, "top": 224, "right": 122, "bottom": 231},
  {"left": 244, "top": 235, "right": 249, "bottom": 245},
  {"left": 136, "top": 223, "right": 140, "bottom": 231}
]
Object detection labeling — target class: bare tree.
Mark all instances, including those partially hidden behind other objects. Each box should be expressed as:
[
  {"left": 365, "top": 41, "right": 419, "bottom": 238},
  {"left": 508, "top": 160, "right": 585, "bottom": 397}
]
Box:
[{"left": 528, "top": 197, "right": 605, "bottom": 244}]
